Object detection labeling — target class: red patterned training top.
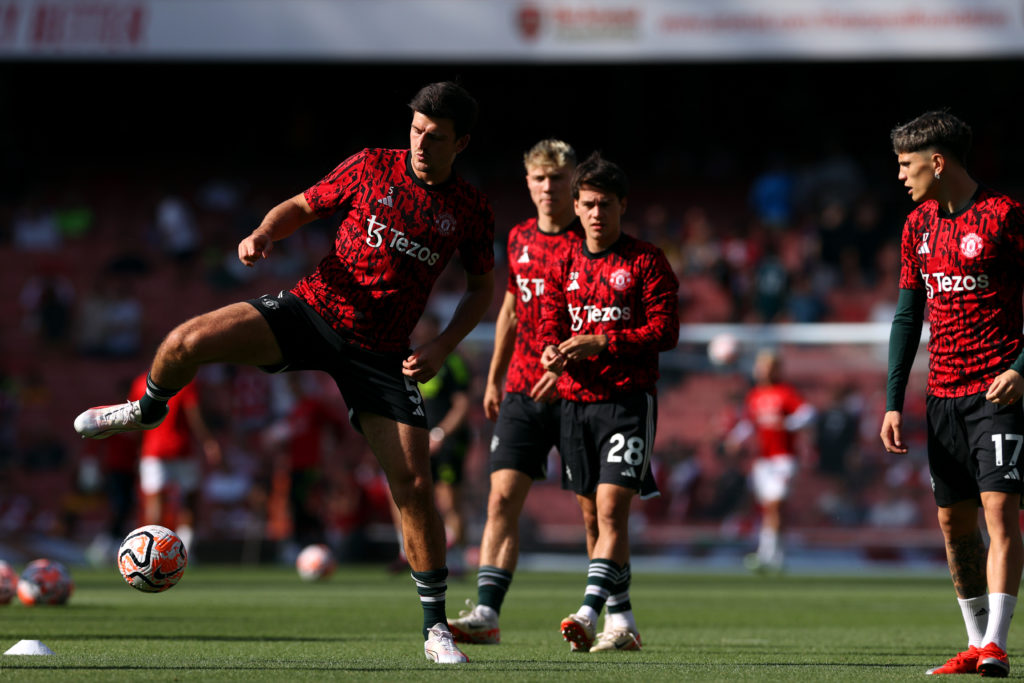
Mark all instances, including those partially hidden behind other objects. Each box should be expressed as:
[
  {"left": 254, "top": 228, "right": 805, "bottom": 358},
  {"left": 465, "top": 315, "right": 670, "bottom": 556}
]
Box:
[
  {"left": 899, "top": 187, "right": 1024, "bottom": 397},
  {"left": 503, "top": 217, "right": 582, "bottom": 395},
  {"left": 295, "top": 148, "right": 494, "bottom": 352},
  {"left": 539, "top": 233, "right": 679, "bottom": 402}
]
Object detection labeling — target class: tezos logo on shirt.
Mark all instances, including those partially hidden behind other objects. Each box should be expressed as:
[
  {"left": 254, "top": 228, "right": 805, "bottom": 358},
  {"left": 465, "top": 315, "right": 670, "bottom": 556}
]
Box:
[
  {"left": 365, "top": 215, "right": 441, "bottom": 265},
  {"left": 921, "top": 269, "right": 990, "bottom": 299},
  {"left": 568, "top": 304, "right": 631, "bottom": 332}
]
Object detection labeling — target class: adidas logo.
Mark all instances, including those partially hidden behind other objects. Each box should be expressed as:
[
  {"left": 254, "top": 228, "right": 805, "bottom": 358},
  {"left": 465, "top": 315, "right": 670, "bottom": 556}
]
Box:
[
  {"left": 377, "top": 186, "right": 395, "bottom": 207},
  {"left": 567, "top": 271, "right": 580, "bottom": 292},
  {"left": 621, "top": 467, "right": 637, "bottom": 478},
  {"left": 413, "top": 406, "right": 424, "bottom": 417},
  {"left": 917, "top": 232, "right": 930, "bottom": 255},
  {"left": 1004, "top": 470, "right": 1020, "bottom": 481},
  {"left": 517, "top": 245, "right": 530, "bottom": 263}
]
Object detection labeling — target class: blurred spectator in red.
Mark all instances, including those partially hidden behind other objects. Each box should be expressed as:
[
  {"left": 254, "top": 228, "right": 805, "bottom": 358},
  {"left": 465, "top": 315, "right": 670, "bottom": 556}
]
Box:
[
  {"left": 725, "top": 350, "right": 815, "bottom": 572},
  {"left": 129, "top": 372, "right": 221, "bottom": 553},
  {"left": 264, "top": 374, "right": 350, "bottom": 554}
]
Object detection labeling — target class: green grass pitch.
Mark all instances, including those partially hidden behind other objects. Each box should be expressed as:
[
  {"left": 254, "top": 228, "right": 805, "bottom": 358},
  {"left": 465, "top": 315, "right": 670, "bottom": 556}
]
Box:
[{"left": 0, "top": 564, "right": 1000, "bottom": 680}]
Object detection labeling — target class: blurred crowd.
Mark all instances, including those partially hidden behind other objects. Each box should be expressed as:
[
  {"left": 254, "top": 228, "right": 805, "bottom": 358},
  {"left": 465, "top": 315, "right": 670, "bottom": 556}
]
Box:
[{"left": 0, "top": 135, "right": 981, "bottom": 567}]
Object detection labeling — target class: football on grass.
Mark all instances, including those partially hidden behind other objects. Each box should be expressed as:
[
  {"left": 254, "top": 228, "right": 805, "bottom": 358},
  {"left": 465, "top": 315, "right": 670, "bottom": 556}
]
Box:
[
  {"left": 296, "top": 543, "right": 336, "bottom": 581},
  {"left": 17, "top": 558, "right": 74, "bottom": 605},
  {"left": 118, "top": 525, "right": 188, "bottom": 593},
  {"left": 0, "top": 560, "right": 18, "bottom": 604}
]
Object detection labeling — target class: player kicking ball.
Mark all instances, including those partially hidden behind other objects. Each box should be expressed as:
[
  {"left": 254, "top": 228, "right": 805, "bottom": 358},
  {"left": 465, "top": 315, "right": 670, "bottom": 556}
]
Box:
[{"left": 74, "top": 81, "right": 495, "bottom": 665}]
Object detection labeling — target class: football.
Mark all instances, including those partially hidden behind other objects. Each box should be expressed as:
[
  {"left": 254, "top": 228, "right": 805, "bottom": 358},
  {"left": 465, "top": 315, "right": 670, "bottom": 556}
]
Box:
[
  {"left": 17, "top": 558, "right": 74, "bottom": 605},
  {"left": 0, "top": 560, "right": 17, "bottom": 604},
  {"left": 296, "top": 543, "right": 336, "bottom": 581},
  {"left": 118, "top": 525, "right": 188, "bottom": 593},
  {"left": 707, "top": 332, "right": 740, "bottom": 366}
]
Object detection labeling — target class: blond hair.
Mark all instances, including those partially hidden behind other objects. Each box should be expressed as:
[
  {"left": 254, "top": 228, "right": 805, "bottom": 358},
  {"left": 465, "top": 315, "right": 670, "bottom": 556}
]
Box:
[{"left": 523, "top": 139, "right": 576, "bottom": 171}]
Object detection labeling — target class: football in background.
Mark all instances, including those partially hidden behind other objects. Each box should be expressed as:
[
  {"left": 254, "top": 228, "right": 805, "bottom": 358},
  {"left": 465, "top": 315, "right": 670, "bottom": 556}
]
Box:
[
  {"left": 0, "top": 560, "right": 18, "bottom": 604},
  {"left": 118, "top": 525, "right": 188, "bottom": 593},
  {"left": 707, "top": 332, "right": 740, "bottom": 366},
  {"left": 296, "top": 543, "right": 336, "bottom": 581},
  {"left": 17, "top": 559, "right": 74, "bottom": 605}
]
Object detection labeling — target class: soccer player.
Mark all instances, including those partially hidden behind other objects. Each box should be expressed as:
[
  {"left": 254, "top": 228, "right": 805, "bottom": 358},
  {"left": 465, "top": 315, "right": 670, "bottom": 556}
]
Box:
[
  {"left": 532, "top": 152, "right": 679, "bottom": 653},
  {"left": 74, "top": 81, "right": 494, "bottom": 665},
  {"left": 447, "top": 139, "right": 583, "bottom": 645},
  {"left": 725, "top": 349, "right": 815, "bottom": 573},
  {"left": 880, "top": 110, "right": 1024, "bottom": 677},
  {"left": 128, "top": 372, "right": 221, "bottom": 554}
]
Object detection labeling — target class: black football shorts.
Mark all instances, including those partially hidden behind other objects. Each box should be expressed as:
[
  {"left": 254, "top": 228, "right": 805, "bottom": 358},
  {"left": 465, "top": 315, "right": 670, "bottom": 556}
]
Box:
[
  {"left": 488, "top": 392, "right": 562, "bottom": 480},
  {"left": 926, "top": 392, "right": 1024, "bottom": 506},
  {"left": 248, "top": 291, "right": 427, "bottom": 432},
  {"left": 560, "top": 392, "right": 659, "bottom": 499}
]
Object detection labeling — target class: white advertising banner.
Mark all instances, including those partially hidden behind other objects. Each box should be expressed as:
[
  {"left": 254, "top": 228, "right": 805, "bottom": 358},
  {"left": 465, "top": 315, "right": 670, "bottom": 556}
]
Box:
[{"left": 1, "top": 0, "right": 1022, "bottom": 61}]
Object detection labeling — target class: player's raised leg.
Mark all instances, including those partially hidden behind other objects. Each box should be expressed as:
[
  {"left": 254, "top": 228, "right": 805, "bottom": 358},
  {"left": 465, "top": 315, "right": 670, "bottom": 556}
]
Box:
[{"left": 74, "top": 302, "right": 283, "bottom": 439}]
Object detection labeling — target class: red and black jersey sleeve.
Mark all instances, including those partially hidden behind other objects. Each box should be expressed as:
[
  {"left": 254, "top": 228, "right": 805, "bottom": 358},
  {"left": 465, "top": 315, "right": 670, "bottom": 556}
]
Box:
[
  {"left": 541, "top": 234, "right": 680, "bottom": 402},
  {"left": 899, "top": 187, "right": 1024, "bottom": 397},
  {"left": 503, "top": 219, "right": 582, "bottom": 394},
  {"left": 291, "top": 149, "right": 494, "bottom": 352}
]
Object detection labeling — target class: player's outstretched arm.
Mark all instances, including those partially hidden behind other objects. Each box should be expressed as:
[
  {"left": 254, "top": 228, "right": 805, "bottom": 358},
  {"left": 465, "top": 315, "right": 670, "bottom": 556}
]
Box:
[
  {"left": 238, "top": 194, "right": 317, "bottom": 267},
  {"left": 880, "top": 410, "right": 907, "bottom": 454}
]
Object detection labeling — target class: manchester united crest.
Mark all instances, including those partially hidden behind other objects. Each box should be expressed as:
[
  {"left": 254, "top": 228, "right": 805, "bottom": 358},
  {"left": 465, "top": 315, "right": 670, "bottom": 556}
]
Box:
[
  {"left": 609, "top": 267, "right": 633, "bottom": 292},
  {"left": 960, "top": 232, "right": 984, "bottom": 259},
  {"left": 436, "top": 212, "right": 456, "bottom": 236}
]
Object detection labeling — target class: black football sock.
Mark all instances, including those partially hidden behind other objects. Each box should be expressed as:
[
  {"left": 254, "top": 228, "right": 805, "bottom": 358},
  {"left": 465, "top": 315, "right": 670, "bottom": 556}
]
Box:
[{"left": 139, "top": 373, "right": 177, "bottom": 423}]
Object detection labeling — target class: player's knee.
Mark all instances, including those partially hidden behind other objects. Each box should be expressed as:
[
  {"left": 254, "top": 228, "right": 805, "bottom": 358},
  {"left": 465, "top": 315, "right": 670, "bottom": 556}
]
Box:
[
  {"left": 487, "top": 488, "right": 523, "bottom": 519},
  {"left": 390, "top": 472, "right": 433, "bottom": 511},
  {"left": 937, "top": 506, "right": 975, "bottom": 538},
  {"left": 160, "top": 320, "right": 207, "bottom": 362}
]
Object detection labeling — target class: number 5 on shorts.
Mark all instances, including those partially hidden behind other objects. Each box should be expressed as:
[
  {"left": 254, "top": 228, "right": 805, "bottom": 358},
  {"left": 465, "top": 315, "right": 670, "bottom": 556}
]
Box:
[{"left": 991, "top": 433, "right": 1023, "bottom": 467}]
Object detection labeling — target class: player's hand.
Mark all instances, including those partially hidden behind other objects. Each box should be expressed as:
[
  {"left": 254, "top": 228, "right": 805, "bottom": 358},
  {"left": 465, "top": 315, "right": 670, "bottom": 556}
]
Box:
[
  {"left": 238, "top": 230, "right": 273, "bottom": 267},
  {"left": 540, "top": 345, "right": 566, "bottom": 373},
  {"left": 483, "top": 383, "right": 503, "bottom": 422},
  {"left": 403, "top": 338, "right": 446, "bottom": 382},
  {"left": 557, "top": 334, "right": 608, "bottom": 361},
  {"left": 530, "top": 371, "right": 560, "bottom": 403},
  {"left": 986, "top": 369, "right": 1024, "bottom": 406},
  {"left": 880, "top": 410, "right": 907, "bottom": 454}
]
